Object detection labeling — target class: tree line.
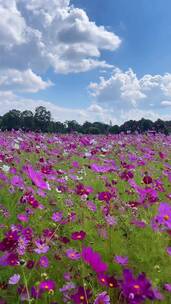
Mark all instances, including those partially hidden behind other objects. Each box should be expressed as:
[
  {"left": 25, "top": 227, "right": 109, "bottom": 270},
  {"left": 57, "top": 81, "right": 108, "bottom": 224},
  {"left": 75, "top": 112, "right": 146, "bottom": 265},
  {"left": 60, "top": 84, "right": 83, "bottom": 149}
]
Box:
[{"left": 0, "top": 106, "right": 170, "bottom": 134}]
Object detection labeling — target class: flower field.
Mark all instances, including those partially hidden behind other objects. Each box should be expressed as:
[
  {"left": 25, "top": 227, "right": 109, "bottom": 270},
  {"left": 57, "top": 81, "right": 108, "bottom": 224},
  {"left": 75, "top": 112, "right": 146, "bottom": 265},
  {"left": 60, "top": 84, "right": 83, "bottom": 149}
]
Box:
[{"left": 0, "top": 131, "right": 171, "bottom": 304}]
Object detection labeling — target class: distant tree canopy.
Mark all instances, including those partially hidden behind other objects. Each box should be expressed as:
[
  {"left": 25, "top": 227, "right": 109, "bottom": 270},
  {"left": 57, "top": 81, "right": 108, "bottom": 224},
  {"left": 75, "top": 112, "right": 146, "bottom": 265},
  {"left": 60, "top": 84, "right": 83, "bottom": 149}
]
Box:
[{"left": 0, "top": 106, "right": 170, "bottom": 135}]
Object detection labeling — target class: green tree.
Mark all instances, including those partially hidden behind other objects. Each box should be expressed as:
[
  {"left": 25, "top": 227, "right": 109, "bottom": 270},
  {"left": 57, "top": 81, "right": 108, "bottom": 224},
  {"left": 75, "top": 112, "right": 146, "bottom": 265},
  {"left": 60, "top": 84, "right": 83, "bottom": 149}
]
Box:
[
  {"left": 34, "top": 106, "right": 51, "bottom": 132},
  {"left": 1, "top": 110, "right": 21, "bottom": 130}
]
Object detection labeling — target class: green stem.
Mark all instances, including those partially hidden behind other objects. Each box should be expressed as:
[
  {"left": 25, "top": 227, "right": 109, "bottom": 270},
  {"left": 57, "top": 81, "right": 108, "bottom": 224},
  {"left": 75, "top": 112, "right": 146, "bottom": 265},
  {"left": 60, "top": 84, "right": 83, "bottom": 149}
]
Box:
[{"left": 22, "top": 267, "right": 31, "bottom": 304}]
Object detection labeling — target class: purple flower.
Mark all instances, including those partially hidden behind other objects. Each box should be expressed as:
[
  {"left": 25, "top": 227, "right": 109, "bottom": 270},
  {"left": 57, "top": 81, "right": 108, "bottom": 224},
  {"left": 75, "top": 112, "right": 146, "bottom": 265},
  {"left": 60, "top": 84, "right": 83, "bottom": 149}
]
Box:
[
  {"left": 8, "top": 274, "right": 20, "bottom": 285},
  {"left": 166, "top": 247, "right": 171, "bottom": 256},
  {"left": 34, "top": 239, "right": 49, "bottom": 254},
  {"left": 39, "top": 256, "right": 49, "bottom": 268},
  {"left": 120, "top": 269, "right": 156, "bottom": 303},
  {"left": 71, "top": 286, "right": 92, "bottom": 304},
  {"left": 87, "top": 201, "right": 97, "bottom": 212},
  {"left": 6, "top": 253, "right": 19, "bottom": 266},
  {"left": 66, "top": 248, "right": 81, "bottom": 260},
  {"left": 52, "top": 212, "right": 63, "bottom": 222},
  {"left": 105, "top": 215, "right": 117, "bottom": 226},
  {"left": 98, "top": 192, "right": 112, "bottom": 202},
  {"left": 152, "top": 203, "right": 171, "bottom": 230},
  {"left": 115, "top": 255, "right": 128, "bottom": 266},
  {"left": 11, "top": 175, "right": 24, "bottom": 188},
  {"left": 59, "top": 282, "right": 76, "bottom": 292},
  {"left": 94, "top": 291, "right": 110, "bottom": 304},
  {"left": 164, "top": 283, "right": 171, "bottom": 292}
]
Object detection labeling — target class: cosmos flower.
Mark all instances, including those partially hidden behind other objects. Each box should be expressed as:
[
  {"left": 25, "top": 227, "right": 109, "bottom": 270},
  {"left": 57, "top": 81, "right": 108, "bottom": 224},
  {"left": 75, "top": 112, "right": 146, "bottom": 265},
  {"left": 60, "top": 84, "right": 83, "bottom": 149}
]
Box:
[
  {"left": 52, "top": 212, "right": 63, "bottom": 222},
  {"left": 39, "top": 280, "right": 56, "bottom": 292},
  {"left": 27, "top": 165, "right": 50, "bottom": 190},
  {"left": 34, "top": 239, "right": 49, "bottom": 254},
  {"left": 98, "top": 192, "right": 112, "bottom": 202},
  {"left": 94, "top": 291, "right": 110, "bottom": 304},
  {"left": 152, "top": 203, "right": 171, "bottom": 230},
  {"left": 120, "top": 269, "right": 156, "bottom": 303},
  {"left": 39, "top": 256, "right": 49, "bottom": 268},
  {"left": 8, "top": 274, "right": 20, "bottom": 285},
  {"left": 71, "top": 231, "right": 86, "bottom": 241},
  {"left": 82, "top": 247, "right": 108, "bottom": 273},
  {"left": 71, "top": 286, "right": 92, "bottom": 304},
  {"left": 66, "top": 248, "right": 81, "bottom": 260},
  {"left": 115, "top": 255, "right": 128, "bottom": 266}
]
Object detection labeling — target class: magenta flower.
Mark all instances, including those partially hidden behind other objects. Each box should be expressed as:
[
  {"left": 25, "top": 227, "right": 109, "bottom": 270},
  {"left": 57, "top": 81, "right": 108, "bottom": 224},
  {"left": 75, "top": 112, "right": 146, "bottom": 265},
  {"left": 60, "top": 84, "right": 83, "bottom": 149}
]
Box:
[
  {"left": 17, "top": 214, "right": 29, "bottom": 222},
  {"left": 11, "top": 175, "right": 24, "bottom": 188},
  {"left": 97, "top": 273, "right": 108, "bottom": 286},
  {"left": 39, "top": 256, "right": 49, "bottom": 268},
  {"left": 94, "top": 291, "right": 110, "bottom": 304},
  {"left": 6, "top": 253, "right": 19, "bottom": 266},
  {"left": 98, "top": 191, "right": 112, "bottom": 202},
  {"left": 71, "top": 231, "right": 86, "bottom": 241},
  {"left": 152, "top": 203, "right": 171, "bottom": 230},
  {"left": 66, "top": 248, "right": 81, "bottom": 260},
  {"left": 82, "top": 247, "right": 108, "bottom": 273},
  {"left": 71, "top": 286, "right": 92, "bottom": 304},
  {"left": 143, "top": 175, "right": 152, "bottom": 185},
  {"left": 27, "top": 165, "right": 50, "bottom": 190},
  {"left": 115, "top": 255, "right": 128, "bottom": 266},
  {"left": 39, "top": 280, "right": 56, "bottom": 292}
]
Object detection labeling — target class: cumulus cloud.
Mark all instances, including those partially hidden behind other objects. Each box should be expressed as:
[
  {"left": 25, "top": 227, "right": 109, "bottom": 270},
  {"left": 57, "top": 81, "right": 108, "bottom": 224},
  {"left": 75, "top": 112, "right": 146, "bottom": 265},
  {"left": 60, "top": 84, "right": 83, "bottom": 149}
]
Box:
[
  {"left": 0, "top": 69, "right": 53, "bottom": 93},
  {"left": 88, "top": 68, "right": 171, "bottom": 123},
  {"left": 0, "top": 0, "right": 121, "bottom": 74}
]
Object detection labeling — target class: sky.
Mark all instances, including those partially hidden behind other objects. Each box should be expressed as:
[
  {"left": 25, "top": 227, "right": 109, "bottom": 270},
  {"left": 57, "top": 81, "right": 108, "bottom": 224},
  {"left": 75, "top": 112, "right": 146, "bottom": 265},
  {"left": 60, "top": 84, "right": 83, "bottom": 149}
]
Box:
[{"left": 0, "top": 0, "right": 171, "bottom": 124}]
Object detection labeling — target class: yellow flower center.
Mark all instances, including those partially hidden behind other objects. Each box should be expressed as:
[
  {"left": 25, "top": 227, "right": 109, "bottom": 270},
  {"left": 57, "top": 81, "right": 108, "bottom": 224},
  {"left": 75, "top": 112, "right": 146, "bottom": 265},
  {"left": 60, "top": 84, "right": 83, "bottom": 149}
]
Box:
[
  {"left": 134, "top": 284, "right": 140, "bottom": 289},
  {"left": 164, "top": 215, "right": 169, "bottom": 221}
]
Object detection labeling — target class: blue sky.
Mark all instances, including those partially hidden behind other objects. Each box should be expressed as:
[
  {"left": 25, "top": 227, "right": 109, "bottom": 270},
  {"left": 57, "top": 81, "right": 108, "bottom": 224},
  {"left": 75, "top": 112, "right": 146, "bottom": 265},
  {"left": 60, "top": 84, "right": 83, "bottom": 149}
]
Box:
[{"left": 0, "top": 0, "right": 171, "bottom": 124}]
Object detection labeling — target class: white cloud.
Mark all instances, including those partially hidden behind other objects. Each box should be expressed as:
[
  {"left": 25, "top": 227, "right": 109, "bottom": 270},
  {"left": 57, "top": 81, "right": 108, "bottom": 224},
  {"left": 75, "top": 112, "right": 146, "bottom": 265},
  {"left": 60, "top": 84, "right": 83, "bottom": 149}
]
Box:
[
  {"left": 161, "top": 100, "right": 171, "bottom": 106},
  {"left": 0, "top": 0, "right": 121, "bottom": 74},
  {"left": 0, "top": 0, "right": 27, "bottom": 47},
  {"left": 0, "top": 69, "right": 53, "bottom": 93},
  {"left": 88, "top": 68, "right": 171, "bottom": 123}
]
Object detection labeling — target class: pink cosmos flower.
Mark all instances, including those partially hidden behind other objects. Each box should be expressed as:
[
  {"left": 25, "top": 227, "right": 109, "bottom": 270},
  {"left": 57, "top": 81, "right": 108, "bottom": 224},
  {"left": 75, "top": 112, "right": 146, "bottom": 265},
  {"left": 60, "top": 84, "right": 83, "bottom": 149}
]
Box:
[
  {"left": 115, "top": 255, "right": 128, "bottom": 266},
  {"left": 52, "top": 212, "right": 63, "bottom": 222},
  {"left": 39, "top": 256, "right": 49, "bottom": 268},
  {"left": 34, "top": 239, "right": 49, "bottom": 254},
  {"left": 82, "top": 247, "right": 108, "bottom": 273},
  {"left": 39, "top": 280, "right": 56, "bottom": 292},
  {"left": 94, "top": 291, "right": 110, "bottom": 304},
  {"left": 66, "top": 248, "right": 81, "bottom": 260},
  {"left": 71, "top": 231, "right": 86, "bottom": 241},
  {"left": 8, "top": 274, "right": 20, "bottom": 285},
  {"left": 27, "top": 165, "right": 50, "bottom": 190}
]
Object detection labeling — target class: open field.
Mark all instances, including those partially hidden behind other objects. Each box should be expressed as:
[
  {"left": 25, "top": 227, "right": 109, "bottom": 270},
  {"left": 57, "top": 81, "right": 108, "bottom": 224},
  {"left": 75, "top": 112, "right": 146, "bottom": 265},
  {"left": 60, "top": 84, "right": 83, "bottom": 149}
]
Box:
[{"left": 0, "top": 131, "right": 171, "bottom": 303}]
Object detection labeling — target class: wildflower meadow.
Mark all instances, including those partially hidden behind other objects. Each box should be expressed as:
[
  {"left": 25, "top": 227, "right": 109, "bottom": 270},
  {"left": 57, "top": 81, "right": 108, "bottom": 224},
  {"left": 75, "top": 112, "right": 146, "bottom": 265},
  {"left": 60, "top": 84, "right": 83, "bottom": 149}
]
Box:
[{"left": 0, "top": 130, "right": 171, "bottom": 304}]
